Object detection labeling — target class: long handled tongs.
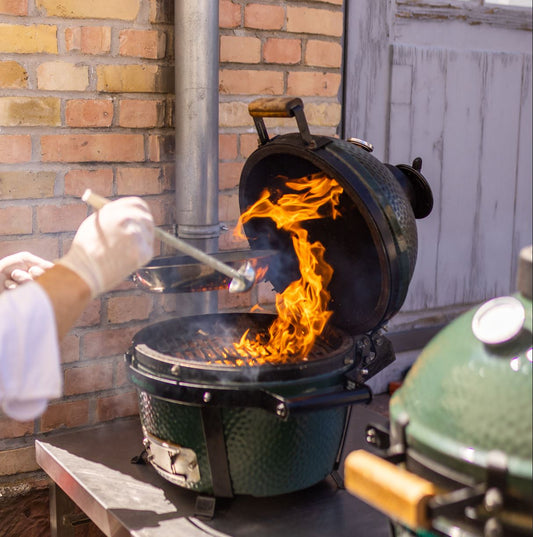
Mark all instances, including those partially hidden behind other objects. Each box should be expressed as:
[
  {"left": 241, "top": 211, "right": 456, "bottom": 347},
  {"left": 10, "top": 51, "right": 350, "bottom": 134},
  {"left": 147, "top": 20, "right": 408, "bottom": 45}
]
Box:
[{"left": 82, "top": 190, "right": 255, "bottom": 293}]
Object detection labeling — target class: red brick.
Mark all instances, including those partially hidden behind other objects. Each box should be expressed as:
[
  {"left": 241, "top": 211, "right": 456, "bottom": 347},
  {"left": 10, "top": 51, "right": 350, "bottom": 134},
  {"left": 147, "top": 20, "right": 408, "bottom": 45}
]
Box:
[
  {"left": 65, "top": 26, "right": 111, "bottom": 54},
  {"left": 115, "top": 359, "right": 130, "bottom": 387},
  {"left": 81, "top": 326, "right": 139, "bottom": 359},
  {"left": 60, "top": 334, "right": 80, "bottom": 364},
  {"left": 0, "top": 237, "right": 58, "bottom": 261},
  {"left": 119, "top": 99, "right": 164, "bottom": 128},
  {"left": 41, "top": 399, "right": 90, "bottom": 432},
  {"left": 116, "top": 166, "right": 161, "bottom": 195},
  {"left": 220, "top": 0, "right": 241, "bottom": 28},
  {"left": 219, "top": 134, "right": 237, "bottom": 160},
  {"left": 219, "top": 69, "right": 284, "bottom": 95},
  {"left": 240, "top": 133, "right": 259, "bottom": 158},
  {"left": 81, "top": 25, "right": 111, "bottom": 54},
  {"left": 305, "top": 39, "right": 342, "bottom": 68},
  {"left": 119, "top": 29, "right": 166, "bottom": 59},
  {"left": 148, "top": 135, "right": 174, "bottom": 162},
  {"left": 73, "top": 299, "right": 101, "bottom": 328},
  {"left": 287, "top": 71, "right": 341, "bottom": 97},
  {"left": 66, "top": 99, "right": 113, "bottom": 127},
  {"left": 144, "top": 194, "right": 174, "bottom": 227},
  {"left": 0, "top": 135, "right": 31, "bottom": 163},
  {"left": 219, "top": 161, "right": 243, "bottom": 190},
  {"left": 64, "top": 168, "right": 113, "bottom": 198},
  {"left": 286, "top": 6, "right": 343, "bottom": 37},
  {"left": 220, "top": 35, "right": 261, "bottom": 64},
  {"left": 64, "top": 362, "right": 114, "bottom": 396},
  {"left": 219, "top": 190, "right": 240, "bottom": 222},
  {"left": 36, "top": 202, "right": 87, "bottom": 233},
  {"left": 263, "top": 38, "right": 301, "bottom": 64},
  {"left": 64, "top": 26, "right": 80, "bottom": 50},
  {"left": 0, "top": 416, "right": 33, "bottom": 439},
  {"left": 96, "top": 390, "right": 138, "bottom": 421},
  {"left": 106, "top": 295, "right": 153, "bottom": 324},
  {"left": 244, "top": 4, "right": 284, "bottom": 30},
  {"left": 41, "top": 134, "right": 145, "bottom": 163},
  {"left": 0, "top": 0, "right": 27, "bottom": 16},
  {"left": 0, "top": 205, "right": 32, "bottom": 235}
]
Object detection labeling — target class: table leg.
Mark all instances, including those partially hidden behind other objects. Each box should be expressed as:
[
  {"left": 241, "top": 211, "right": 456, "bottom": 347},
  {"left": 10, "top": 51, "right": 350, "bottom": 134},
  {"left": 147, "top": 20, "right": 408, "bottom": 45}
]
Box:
[{"left": 49, "top": 483, "right": 90, "bottom": 537}]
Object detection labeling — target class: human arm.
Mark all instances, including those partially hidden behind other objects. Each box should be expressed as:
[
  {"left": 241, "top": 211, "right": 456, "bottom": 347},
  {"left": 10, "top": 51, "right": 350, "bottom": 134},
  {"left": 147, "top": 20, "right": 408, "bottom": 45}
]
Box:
[
  {"left": 0, "top": 196, "right": 154, "bottom": 420},
  {"left": 35, "top": 264, "right": 92, "bottom": 339}
]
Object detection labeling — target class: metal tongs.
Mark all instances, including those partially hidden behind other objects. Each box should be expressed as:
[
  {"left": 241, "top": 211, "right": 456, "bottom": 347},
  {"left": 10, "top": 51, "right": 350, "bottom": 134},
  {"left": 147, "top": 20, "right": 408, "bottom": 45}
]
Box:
[{"left": 82, "top": 190, "right": 256, "bottom": 293}]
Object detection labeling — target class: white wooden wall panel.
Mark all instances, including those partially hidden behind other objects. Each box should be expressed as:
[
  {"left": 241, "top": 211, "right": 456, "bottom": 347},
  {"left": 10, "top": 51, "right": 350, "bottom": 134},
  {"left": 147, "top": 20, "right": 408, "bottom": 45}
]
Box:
[
  {"left": 389, "top": 46, "right": 447, "bottom": 310},
  {"left": 388, "top": 44, "right": 532, "bottom": 310},
  {"left": 343, "top": 0, "right": 392, "bottom": 161},
  {"left": 511, "top": 55, "right": 533, "bottom": 286},
  {"left": 475, "top": 52, "right": 524, "bottom": 298}
]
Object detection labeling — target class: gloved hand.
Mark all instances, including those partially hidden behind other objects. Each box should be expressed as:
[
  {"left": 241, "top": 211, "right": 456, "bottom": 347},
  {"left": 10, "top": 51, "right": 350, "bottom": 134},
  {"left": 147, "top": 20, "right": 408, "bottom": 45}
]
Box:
[
  {"left": 0, "top": 252, "right": 54, "bottom": 292},
  {"left": 57, "top": 197, "right": 154, "bottom": 297}
]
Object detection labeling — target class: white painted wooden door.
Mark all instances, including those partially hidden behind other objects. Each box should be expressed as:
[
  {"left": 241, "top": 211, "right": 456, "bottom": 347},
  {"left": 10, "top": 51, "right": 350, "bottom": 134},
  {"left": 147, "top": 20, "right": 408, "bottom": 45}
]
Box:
[{"left": 343, "top": 0, "right": 532, "bottom": 314}]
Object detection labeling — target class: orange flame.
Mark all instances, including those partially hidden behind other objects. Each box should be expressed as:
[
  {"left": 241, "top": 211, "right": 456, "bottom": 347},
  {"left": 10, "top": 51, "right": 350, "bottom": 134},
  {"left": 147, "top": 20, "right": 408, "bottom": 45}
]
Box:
[{"left": 234, "top": 172, "right": 342, "bottom": 363}]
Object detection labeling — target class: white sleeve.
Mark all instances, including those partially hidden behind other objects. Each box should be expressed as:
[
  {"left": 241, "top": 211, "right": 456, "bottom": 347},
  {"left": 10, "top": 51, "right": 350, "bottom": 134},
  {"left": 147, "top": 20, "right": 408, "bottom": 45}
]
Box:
[{"left": 0, "top": 281, "right": 62, "bottom": 421}]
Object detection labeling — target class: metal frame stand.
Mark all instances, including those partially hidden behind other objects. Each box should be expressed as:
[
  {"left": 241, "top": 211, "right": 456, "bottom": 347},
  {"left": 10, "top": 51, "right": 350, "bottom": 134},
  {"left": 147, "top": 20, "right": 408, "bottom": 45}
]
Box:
[{"left": 49, "top": 483, "right": 90, "bottom": 537}]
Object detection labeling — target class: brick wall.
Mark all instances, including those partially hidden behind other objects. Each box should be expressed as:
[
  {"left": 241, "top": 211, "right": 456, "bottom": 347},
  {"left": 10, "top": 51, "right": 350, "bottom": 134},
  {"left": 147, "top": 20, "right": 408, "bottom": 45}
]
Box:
[
  {"left": 217, "top": 0, "right": 344, "bottom": 311},
  {"left": 0, "top": 0, "right": 344, "bottom": 519}
]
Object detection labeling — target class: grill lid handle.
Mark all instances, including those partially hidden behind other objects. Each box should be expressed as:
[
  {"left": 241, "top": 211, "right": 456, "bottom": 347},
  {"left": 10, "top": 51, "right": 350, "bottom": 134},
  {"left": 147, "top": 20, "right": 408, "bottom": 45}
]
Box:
[{"left": 248, "top": 97, "right": 316, "bottom": 148}]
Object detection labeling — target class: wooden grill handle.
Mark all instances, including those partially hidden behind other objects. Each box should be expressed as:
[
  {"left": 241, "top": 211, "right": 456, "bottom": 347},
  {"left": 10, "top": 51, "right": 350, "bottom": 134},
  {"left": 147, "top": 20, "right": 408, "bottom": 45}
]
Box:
[
  {"left": 344, "top": 450, "right": 438, "bottom": 530},
  {"left": 248, "top": 97, "right": 304, "bottom": 118}
]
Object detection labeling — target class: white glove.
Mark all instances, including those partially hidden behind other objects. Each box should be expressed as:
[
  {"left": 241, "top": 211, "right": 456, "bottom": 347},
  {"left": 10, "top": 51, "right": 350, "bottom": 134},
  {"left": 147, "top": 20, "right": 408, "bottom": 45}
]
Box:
[
  {"left": 0, "top": 252, "right": 54, "bottom": 292},
  {"left": 57, "top": 197, "right": 154, "bottom": 297}
]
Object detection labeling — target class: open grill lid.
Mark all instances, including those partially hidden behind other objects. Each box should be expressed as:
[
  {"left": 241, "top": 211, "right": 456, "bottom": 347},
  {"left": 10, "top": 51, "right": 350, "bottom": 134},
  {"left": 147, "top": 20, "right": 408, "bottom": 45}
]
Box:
[{"left": 239, "top": 98, "right": 433, "bottom": 335}]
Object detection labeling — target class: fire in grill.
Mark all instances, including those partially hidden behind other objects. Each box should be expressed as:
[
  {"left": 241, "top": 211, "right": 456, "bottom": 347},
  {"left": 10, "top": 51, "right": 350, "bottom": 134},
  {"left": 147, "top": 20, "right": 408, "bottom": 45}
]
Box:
[{"left": 146, "top": 313, "right": 345, "bottom": 367}]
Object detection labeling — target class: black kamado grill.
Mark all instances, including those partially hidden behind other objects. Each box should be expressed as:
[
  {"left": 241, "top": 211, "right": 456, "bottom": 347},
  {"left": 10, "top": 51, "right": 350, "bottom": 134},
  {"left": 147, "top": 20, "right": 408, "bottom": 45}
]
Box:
[{"left": 126, "top": 98, "right": 434, "bottom": 506}]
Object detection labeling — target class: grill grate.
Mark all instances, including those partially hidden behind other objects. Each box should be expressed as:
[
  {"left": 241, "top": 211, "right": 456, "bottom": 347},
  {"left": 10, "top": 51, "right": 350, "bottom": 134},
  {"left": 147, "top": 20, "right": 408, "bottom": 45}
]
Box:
[{"left": 148, "top": 314, "right": 343, "bottom": 366}]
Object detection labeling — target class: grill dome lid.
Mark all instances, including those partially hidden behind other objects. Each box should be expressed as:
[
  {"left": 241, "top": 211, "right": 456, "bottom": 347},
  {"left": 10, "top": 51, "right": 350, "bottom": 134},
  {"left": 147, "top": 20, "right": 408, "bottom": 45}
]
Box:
[
  {"left": 389, "top": 246, "right": 533, "bottom": 499},
  {"left": 239, "top": 97, "right": 433, "bottom": 335}
]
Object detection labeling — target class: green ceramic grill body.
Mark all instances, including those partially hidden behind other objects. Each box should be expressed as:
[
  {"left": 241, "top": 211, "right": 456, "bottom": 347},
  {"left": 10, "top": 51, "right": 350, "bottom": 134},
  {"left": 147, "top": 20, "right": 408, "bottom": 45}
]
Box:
[
  {"left": 390, "top": 292, "right": 532, "bottom": 501},
  {"left": 128, "top": 313, "right": 360, "bottom": 497},
  {"left": 136, "top": 391, "right": 348, "bottom": 496}
]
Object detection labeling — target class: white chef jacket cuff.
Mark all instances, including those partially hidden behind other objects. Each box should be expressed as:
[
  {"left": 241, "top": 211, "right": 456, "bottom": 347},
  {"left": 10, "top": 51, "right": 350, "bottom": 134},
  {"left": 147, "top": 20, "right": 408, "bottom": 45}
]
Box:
[{"left": 0, "top": 281, "right": 62, "bottom": 421}]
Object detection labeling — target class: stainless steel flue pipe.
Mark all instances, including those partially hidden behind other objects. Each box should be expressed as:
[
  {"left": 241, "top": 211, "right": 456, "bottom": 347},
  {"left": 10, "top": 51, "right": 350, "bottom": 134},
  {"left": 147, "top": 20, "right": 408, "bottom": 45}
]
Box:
[{"left": 174, "top": 0, "right": 219, "bottom": 313}]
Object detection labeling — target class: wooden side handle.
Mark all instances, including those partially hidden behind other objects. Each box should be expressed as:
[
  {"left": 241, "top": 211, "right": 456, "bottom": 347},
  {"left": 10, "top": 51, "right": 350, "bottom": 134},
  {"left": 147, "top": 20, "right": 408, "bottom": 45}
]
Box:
[
  {"left": 248, "top": 97, "right": 303, "bottom": 118},
  {"left": 344, "top": 450, "right": 437, "bottom": 530}
]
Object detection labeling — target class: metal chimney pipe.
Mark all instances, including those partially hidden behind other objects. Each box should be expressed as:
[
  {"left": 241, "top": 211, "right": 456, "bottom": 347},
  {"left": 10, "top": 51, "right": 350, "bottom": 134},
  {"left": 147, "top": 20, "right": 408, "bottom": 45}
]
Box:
[{"left": 174, "top": 0, "right": 219, "bottom": 314}]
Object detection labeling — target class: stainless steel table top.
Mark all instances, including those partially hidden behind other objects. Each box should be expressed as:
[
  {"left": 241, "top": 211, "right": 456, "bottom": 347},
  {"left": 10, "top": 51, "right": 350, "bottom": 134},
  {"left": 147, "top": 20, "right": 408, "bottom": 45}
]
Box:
[{"left": 36, "top": 407, "right": 390, "bottom": 537}]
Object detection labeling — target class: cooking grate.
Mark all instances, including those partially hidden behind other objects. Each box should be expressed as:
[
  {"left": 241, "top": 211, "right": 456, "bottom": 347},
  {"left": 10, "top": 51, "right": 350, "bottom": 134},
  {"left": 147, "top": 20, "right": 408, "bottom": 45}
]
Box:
[{"left": 144, "top": 313, "right": 344, "bottom": 366}]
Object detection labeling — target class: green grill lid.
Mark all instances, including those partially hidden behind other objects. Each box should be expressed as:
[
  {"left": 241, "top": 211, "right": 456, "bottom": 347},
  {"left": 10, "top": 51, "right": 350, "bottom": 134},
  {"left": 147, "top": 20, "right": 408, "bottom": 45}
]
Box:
[{"left": 390, "top": 246, "right": 532, "bottom": 499}]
